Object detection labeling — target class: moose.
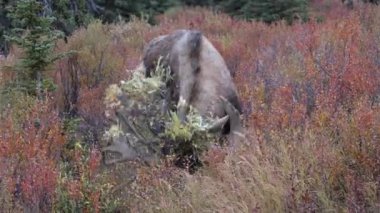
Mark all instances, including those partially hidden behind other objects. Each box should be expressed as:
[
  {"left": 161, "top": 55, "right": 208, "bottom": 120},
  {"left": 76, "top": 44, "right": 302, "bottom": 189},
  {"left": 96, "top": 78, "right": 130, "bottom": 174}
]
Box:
[
  {"left": 101, "top": 29, "right": 244, "bottom": 165},
  {"left": 143, "top": 29, "right": 243, "bottom": 136}
]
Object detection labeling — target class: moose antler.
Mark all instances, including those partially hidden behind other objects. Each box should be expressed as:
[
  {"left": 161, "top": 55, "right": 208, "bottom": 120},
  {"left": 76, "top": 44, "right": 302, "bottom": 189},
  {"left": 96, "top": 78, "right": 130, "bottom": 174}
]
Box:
[
  {"left": 206, "top": 96, "right": 245, "bottom": 144},
  {"left": 207, "top": 115, "right": 229, "bottom": 133},
  {"left": 115, "top": 109, "right": 161, "bottom": 153},
  {"left": 220, "top": 96, "right": 245, "bottom": 145},
  {"left": 102, "top": 109, "right": 162, "bottom": 165},
  {"left": 219, "top": 96, "right": 243, "bottom": 135},
  {"left": 102, "top": 135, "right": 139, "bottom": 165}
]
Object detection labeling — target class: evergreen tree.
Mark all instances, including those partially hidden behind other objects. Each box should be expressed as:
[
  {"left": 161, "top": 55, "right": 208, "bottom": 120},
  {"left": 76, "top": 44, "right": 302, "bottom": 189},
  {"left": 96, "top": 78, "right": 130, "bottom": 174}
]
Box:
[
  {"left": 181, "top": 0, "right": 222, "bottom": 7},
  {"left": 50, "top": 0, "right": 91, "bottom": 35},
  {"left": 94, "top": 0, "right": 180, "bottom": 24},
  {"left": 0, "top": 0, "right": 13, "bottom": 54},
  {"left": 5, "top": 0, "right": 64, "bottom": 97},
  {"left": 220, "top": 0, "right": 309, "bottom": 24}
]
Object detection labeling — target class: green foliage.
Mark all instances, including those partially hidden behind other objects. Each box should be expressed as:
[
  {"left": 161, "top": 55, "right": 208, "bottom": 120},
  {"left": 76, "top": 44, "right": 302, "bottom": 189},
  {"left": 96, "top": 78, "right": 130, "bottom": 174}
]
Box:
[
  {"left": 103, "top": 65, "right": 170, "bottom": 163},
  {"left": 164, "top": 108, "right": 215, "bottom": 149},
  {"left": 165, "top": 112, "right": 193, "bottom": 141},
  {"left": 219, "top": 0, "right": 309, "bottom": 24},
  {"left": 181, "top": 0, "right": 223, "bottom": 6},
  {"left": 0, "top": 0, "right": 312, "bottom": 56},
  {"left": 164, "top": 109, "right": 216, "bottom": 172},
  {"left": 103, "top": 62, "right": 217, "bottom": 171},
  {"left": 50, "top": 0, "right": 92, "bottom": 34},
  {"left": 0, "top": 0, "right": 11, "bottom": 54},
  {"left": 1, "top": 0, "right": 380, "bottom": 57},
  {"left": 5, "top": 0, "right": 64, "bottom": 96},
  {"left": 61, "top": 117, "right": 83, "bottom": 151},
  {"left": 94, "top": 0, "right": 181, "bottom": 24}
]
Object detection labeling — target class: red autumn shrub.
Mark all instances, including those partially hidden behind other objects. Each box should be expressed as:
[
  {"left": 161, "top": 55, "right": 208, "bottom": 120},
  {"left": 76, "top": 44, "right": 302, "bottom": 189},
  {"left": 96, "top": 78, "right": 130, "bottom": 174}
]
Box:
[{"left": 0, "top": 99, "right": 66, "bottom": 211}]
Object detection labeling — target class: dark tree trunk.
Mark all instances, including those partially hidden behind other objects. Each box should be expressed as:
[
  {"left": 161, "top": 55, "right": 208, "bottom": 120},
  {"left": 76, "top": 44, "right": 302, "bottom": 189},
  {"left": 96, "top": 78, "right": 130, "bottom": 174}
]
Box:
[{"left": 61, "top": 57, "right": 80, "bottom": 117}]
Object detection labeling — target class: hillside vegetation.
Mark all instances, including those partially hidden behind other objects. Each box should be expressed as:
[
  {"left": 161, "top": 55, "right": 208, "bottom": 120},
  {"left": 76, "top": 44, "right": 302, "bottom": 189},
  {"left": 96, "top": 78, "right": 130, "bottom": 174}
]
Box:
[{"left": 0, "top": 2, "right": 380, "bottom": 212}]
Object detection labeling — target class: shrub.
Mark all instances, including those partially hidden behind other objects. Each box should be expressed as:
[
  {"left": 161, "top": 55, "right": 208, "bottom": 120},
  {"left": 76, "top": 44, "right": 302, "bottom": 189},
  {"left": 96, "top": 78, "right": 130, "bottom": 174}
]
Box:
[
  {"left": 54, "top": 145, "right": 119, "bottom": 212},
  {"left": 0, "top": 100, "right": 66, "bottom": 211}
]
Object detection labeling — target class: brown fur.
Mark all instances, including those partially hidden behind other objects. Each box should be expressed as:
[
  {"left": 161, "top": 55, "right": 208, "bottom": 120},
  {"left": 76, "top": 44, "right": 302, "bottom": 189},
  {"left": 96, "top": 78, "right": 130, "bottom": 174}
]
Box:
[{"left": 143, "top": 30, "right": 242, "bottom": 134}]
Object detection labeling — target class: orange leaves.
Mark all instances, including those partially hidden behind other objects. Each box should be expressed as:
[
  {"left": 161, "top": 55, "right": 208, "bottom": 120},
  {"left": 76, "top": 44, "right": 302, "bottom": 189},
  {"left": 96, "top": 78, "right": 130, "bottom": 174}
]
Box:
[
  {"left": 65, "top": 180, "right": 84, "bottom": 200},
  {"left": 78, "top": 86, "right": 106, "bottom": 118},
  {"left": 350, "top": 100, "right": 378, "bottom": 139},
  {"left": 21, "top": 161, "right": 58, "bottom": 206},
  {"left": 88, "top": 148, "right": 102, "bottom": 179},
  {"left": 270, "top": 86, "right": 293, "bottom": 128},
  {"left": 0, "top": 100, "right": 66, "bottom": 208}
]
